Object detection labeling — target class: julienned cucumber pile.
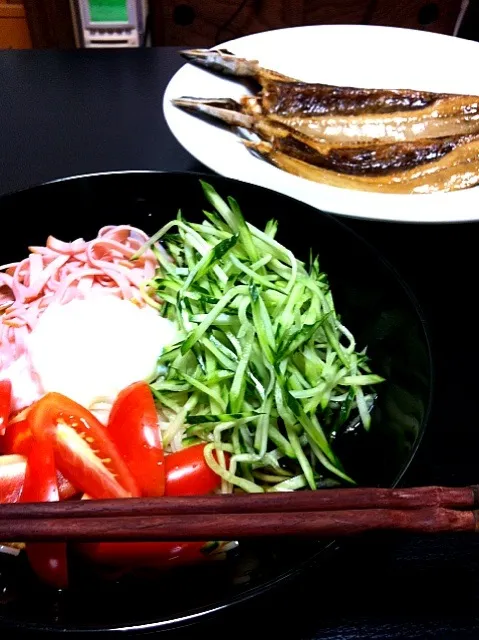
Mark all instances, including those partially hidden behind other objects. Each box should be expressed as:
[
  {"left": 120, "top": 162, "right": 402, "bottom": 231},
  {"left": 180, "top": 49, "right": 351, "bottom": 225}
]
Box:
[{"left": 138, "top": 181, "right": 384, "bottom": 493}]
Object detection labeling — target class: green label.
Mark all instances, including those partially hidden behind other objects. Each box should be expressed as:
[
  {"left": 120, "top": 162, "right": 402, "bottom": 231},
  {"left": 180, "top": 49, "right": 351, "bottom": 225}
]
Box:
[{"left": 89, "top": 0, "right": 128, "bottom": 23}]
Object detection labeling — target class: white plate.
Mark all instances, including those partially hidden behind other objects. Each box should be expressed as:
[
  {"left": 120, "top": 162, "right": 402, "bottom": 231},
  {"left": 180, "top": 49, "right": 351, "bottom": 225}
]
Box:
[{"left": 163, "top": 25, "right": 479, "bottom": 223}]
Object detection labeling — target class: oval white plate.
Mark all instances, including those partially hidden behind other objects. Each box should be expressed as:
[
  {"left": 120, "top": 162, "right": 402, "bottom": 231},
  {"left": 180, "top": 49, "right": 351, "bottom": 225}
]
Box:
[{"left": 164, "top": 25, "right": 479, "bottom": 223}]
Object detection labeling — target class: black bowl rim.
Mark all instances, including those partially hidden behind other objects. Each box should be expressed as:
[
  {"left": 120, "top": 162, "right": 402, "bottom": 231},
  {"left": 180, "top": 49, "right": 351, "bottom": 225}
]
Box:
[{"left": 0, "top": 170, "right": 434, "bottom": 634}]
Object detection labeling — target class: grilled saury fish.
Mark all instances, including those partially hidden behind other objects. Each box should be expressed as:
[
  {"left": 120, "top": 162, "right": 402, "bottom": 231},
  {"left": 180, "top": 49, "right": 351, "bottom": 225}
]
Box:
[{"left": 173, "top": 48, "right": 479, "bottom": 194}]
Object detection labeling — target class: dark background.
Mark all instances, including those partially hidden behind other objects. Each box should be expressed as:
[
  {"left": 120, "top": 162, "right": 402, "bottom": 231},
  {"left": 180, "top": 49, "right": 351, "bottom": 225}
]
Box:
[
  {"left": 2, "top": 46, "right": 479, "bottom": 638},
  {"left": 15, "top": 0, "right": 479, "bottom": 50}
]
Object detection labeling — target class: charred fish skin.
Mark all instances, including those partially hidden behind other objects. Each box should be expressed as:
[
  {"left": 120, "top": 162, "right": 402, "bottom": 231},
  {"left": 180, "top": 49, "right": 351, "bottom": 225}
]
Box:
[
  {"left": 261, "top": 81, "right": 456, "bottom": 117},
  {"left": 246, "top": 134, "right": 479, "bottom": 194},
  {"left": 262, "top": 83, "right": 479, "bottom": 143},
  {"left": 274, "top": 133, "right": 475, "bottom": 177}
]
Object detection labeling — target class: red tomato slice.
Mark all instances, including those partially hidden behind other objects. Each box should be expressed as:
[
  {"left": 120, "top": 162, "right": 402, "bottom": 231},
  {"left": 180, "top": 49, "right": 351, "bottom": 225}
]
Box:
[
  {"left": 21, "top": 429, "right": 68, "bottom": 589},
  {"left": 0, "top": 380, "right": 12, "bottom": 437},
  {"left": 0, "top": 451, "right": 79, "bottom": 504},
  {"left": 54, "top": 424, "right": 131, "bottom": 500},
  {"left": 28, "top": 393, "right": 140, "bottom": 499},
  {"left": 77, "top": 444, "right": 223, "bottom": 568},
  {"left": 25, "top": 543, "right": 69, "bottom": 590},
  {"left": 3, "top": 419, "right": 31, "bottom": 457},
  {"left": 0, "top": 454, "right": 26, "bottom": 504},
  {"left": 21, "top": 430, "right": 58, "bottom": 503},
  {"left": 108, "top": 381, "right": 165, "bottom": 497},
  {"left": 165, "top": 444, "right": 222, "bottom": 496},
  {"left": 77, "top": 540, "right": 206, "bottom": 569}
]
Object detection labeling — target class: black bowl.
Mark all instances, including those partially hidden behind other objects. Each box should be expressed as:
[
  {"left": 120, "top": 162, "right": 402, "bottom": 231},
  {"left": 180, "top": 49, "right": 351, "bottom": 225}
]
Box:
[{"left": 0, "top": 171, "right": 432, "bottom": 634}]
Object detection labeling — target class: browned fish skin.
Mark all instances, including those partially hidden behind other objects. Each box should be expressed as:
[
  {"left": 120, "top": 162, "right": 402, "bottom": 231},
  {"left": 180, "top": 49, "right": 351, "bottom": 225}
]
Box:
[
  {"left": 277, "top": 134, "right": 471, "bottom": 176},
  {"left": 247, "top": 136, "right": 479, "bottom": 194},
  {"left": 262, "top": 81, "right": 456, "bottom": 116}
]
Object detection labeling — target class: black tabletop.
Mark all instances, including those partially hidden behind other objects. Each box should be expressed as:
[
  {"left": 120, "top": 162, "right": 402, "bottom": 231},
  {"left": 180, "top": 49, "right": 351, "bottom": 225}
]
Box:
[{"left": 2, "top": 46, "right": 479, "bottom": 639}]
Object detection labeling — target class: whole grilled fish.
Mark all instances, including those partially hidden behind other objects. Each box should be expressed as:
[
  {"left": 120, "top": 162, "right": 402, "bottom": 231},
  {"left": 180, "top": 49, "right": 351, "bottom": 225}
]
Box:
[
  {"left": 174, "top": 49, "right": 479, "bottom": 194},
  {"left": 177, "top": 49, "right": 479, "bottom": 144}
]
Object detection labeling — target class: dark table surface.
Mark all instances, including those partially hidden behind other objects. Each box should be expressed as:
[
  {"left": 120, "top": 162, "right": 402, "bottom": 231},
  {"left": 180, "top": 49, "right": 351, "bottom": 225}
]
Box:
[{"left": 2, "top": 46, "right": 479, "bottom": 639}]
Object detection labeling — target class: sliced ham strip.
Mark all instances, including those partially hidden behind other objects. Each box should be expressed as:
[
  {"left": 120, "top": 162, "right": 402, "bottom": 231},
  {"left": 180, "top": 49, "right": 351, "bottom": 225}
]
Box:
[{"left": 0, "top": 226, "right": 159, "bottom": 411}]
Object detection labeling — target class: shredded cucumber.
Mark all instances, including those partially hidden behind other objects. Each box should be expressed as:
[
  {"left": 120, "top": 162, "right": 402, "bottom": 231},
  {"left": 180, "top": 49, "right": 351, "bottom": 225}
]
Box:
[{"left": 143, "top": 181, "right": 383, "bottom": 492}]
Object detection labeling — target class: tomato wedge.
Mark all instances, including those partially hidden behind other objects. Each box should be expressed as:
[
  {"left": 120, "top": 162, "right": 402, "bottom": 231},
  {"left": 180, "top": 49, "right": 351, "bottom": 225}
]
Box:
[
  {"left": 77, "top": 444, "right": 223, "bottom": 569},
  {"left": 0, "top": 454, "right": 26, "bottom": 504},
  {"left": 54, "top": 423, "right": 131, "bottom": 500},
  {"left": 0, "top": 451, "right": 79, "bottom": 504},
  {"left": 21, "top": 436, "right": 58, "bottom": 503},
  {"left": 3, "top": 419, "right": 31, "bottom": 456},
  {"left": 21, "top": 426, "right": 68, "bottom": 589},
  {"left": 27, "top": 393, "right": 140, "bottom": 499},
  {"left": 0, "top": 380, "right": 12, "bottom": 437},
  {"left": 165, "top": 444, "right": 222, "bottom": 496},
  {"left": 77, "top": 540, "right": 207, "bottom": 569},
  {"left": 108, "top": 381, "right": 165, "bottom": 497}
]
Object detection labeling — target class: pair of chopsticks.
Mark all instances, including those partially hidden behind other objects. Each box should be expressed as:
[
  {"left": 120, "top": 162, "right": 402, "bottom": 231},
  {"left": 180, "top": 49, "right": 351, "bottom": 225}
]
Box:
[{"left": 0, "top": 486, "right": 478, "bottom": 542}]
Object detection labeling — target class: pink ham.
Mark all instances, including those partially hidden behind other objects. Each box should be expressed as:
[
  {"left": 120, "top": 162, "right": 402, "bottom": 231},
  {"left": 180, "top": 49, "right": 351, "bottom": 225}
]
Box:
[{"left": 0, "top": 226, "right": 159, "bottom": 412}]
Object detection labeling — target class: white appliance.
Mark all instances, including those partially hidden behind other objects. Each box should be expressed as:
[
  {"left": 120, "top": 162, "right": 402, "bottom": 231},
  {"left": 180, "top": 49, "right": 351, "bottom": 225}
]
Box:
[{"left": 76, "top": 0, "right": 147, "bottom": 48}]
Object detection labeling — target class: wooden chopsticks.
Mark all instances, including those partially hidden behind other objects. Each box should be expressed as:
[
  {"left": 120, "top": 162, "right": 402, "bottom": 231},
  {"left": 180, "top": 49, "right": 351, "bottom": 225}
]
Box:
[{"left": 0, "top": 486, "right": 478, "bottom": 542}]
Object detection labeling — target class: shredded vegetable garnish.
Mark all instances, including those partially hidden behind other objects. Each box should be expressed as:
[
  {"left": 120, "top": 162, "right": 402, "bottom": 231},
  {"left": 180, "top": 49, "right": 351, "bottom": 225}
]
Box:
[{"left": 144, "top": 182, "right": 383, "bottom": 492}]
